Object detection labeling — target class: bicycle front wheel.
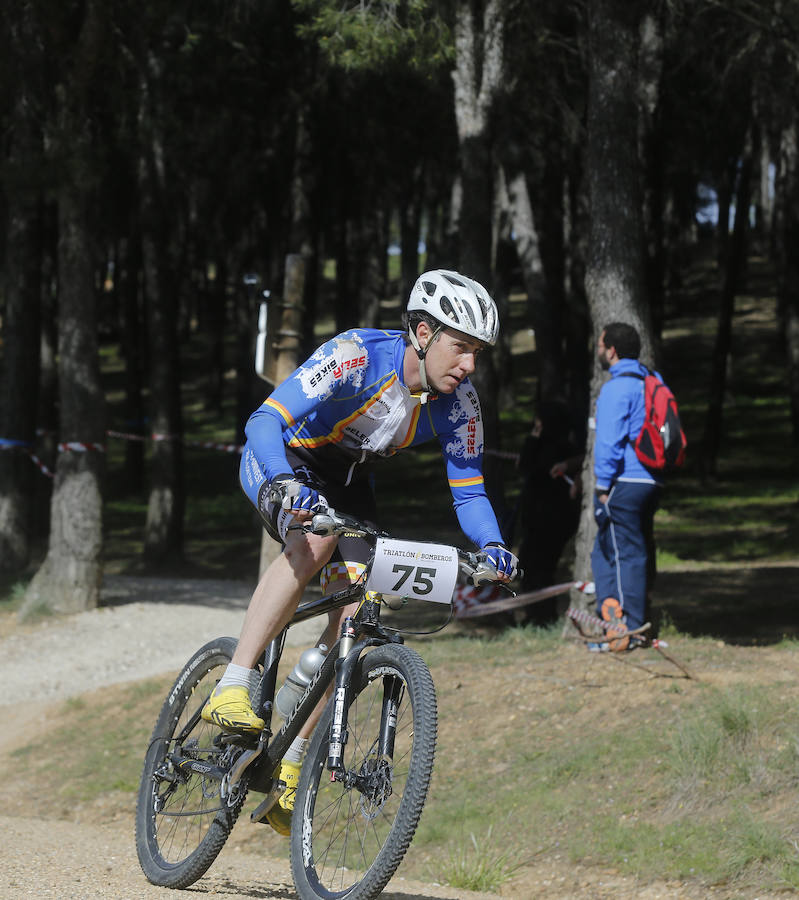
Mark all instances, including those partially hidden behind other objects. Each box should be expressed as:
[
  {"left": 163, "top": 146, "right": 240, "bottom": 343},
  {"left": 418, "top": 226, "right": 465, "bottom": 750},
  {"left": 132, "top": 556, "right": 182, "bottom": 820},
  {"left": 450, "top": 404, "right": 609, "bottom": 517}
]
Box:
[
  {"left": 135, "top": 637, "right": 248, "bottom": 888},
  {"left": 290, "top": 642, "right": 437, "bottom": 900}
]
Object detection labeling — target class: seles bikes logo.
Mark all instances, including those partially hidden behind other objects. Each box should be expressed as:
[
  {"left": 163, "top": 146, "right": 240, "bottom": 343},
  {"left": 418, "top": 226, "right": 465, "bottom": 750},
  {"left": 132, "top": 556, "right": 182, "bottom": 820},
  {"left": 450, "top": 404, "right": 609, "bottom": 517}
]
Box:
[
  {"left": 444, "top": 381, "right": 483, "bottom": 460},
  {"left": 299, "top": 334, "right": 369, "bottom": 400},
  {"left": 465, "top": 416, "right": 477, "bottom": 456}
]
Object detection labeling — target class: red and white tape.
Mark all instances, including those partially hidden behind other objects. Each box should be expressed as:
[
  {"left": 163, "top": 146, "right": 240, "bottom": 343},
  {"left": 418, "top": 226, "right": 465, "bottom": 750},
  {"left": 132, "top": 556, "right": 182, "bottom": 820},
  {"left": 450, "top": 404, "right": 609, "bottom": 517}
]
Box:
[
  {"left": 185, "top": 440, "right": 243, "bottom": 453},
  {"left": 58, "top": 441, "right": 107, "bottom": 453},
  {"left": 106, "top": 429, "right": 148, "bottom": 443},
  {"left": 452, "top": 579, "right": 595, "bottom": 619},
  {"left": 566, "top": 605, "right": 610, "bottom": 632}
]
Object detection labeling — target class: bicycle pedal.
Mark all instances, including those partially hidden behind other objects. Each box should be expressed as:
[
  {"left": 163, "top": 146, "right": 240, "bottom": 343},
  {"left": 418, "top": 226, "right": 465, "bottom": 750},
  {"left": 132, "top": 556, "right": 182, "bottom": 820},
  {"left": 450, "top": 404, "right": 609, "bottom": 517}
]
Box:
[{"left": 215, "top": 732, "right": 256, "bottom": 749}]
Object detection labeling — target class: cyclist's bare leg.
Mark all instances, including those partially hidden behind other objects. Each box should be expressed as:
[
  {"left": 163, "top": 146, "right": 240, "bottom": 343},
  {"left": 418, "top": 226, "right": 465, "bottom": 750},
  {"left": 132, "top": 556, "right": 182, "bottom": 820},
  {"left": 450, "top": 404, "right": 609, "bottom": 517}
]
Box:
[{"left": 231, "top": 526, "right": 338, "bottom": 669}]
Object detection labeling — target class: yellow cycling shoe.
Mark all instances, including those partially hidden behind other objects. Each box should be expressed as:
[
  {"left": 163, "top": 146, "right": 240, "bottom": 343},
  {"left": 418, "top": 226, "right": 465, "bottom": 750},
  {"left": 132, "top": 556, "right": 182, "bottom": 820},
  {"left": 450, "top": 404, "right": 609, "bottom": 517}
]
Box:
[
  {"left": 265, "top": 759, "right": 302, "bottom": 836},
  {"left": 200, "top": 685, "right": 265, "bottom": 733}
]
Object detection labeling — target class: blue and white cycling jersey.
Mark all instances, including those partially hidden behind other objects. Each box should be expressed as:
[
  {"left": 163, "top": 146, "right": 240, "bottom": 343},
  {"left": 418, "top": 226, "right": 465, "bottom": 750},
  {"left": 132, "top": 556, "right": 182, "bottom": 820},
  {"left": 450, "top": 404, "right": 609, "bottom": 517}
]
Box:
[{"left": 240, "top": 328, "right": 504, "bottom": 549}]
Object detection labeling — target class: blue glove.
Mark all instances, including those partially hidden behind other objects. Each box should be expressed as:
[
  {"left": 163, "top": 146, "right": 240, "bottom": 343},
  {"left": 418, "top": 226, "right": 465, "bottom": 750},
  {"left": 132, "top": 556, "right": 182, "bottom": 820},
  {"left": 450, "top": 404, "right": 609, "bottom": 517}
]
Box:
[
  {"left": 481, "top": 543, "right": 519, "bottom": 580},
  {"left": 268, "top": 474, "right": 324, "bottom": 513}
]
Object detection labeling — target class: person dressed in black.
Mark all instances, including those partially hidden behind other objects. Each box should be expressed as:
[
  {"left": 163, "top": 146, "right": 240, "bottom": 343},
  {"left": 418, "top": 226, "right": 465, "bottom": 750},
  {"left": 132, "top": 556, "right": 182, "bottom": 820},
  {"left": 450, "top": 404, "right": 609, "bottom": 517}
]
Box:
[{"left": 516, "top": 400, "right": 583, "bottom": 625}]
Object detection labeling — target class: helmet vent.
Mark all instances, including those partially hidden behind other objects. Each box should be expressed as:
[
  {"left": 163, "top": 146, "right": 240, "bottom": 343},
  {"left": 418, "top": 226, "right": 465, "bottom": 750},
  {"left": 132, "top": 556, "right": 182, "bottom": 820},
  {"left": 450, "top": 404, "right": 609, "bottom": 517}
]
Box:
[
  {"left": 421, "top": 280, "right": 437, "bottom": 297},
  {"left": 462, "top": 301, "right": 477, "bottom": 328},
  {"left": 439, "top": 297, "right": 458, "bottom": 322}
]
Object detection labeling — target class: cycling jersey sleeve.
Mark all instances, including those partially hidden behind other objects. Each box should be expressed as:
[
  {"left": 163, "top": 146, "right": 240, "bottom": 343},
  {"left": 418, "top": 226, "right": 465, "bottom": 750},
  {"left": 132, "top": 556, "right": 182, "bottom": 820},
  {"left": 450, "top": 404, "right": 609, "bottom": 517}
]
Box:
[
  {"left": 245, "top": 331, "right": 370, "bottom": 482},
  {"left": 438, "top": 383, "right": 504, "bottom": 548},
  {"left": 244, "top": 404, "right": 292, "bottom": 483}
]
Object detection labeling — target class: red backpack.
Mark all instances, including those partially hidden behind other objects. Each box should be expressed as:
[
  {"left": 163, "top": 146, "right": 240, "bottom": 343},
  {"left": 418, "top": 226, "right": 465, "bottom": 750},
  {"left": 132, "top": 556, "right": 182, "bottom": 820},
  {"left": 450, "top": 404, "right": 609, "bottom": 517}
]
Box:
[{"left": 621, "top": 369, "right": 687, "bottom": 470}]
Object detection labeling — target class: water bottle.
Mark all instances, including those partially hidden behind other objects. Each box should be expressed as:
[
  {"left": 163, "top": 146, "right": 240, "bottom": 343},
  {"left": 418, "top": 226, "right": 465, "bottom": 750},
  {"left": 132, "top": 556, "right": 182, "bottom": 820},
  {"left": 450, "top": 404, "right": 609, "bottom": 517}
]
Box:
[{"left": 275, "top": 644, "right": 328, "bottom": 719}]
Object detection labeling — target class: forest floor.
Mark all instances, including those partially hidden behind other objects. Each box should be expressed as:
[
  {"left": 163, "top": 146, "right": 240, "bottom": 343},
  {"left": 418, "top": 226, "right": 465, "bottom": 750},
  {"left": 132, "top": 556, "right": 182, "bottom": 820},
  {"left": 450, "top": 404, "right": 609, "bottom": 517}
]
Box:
[{"left": 1, "top": 565, "right": 797, "bottom": 900}]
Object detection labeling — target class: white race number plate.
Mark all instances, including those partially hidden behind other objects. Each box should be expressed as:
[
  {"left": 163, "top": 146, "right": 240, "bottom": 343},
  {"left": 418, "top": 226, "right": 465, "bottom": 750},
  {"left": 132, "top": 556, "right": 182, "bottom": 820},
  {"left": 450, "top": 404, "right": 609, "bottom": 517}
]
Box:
[{"left": 367, "top": 538, "right": 458, "bottom": 604}]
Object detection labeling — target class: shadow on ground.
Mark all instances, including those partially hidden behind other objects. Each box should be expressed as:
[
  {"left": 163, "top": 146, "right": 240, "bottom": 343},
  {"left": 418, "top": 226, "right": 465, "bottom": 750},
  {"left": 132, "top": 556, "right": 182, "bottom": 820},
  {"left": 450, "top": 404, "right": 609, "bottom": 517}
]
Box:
[{"left": 654, "top": 563, "right": 799, "bottom": 645}]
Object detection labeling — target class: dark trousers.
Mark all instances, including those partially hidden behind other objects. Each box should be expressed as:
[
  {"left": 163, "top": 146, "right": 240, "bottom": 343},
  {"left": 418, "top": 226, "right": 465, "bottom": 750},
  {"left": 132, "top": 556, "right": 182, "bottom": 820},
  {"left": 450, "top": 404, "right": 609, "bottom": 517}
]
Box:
[{"left": 590, "top": 481, "right": 660, "bottom": 630}]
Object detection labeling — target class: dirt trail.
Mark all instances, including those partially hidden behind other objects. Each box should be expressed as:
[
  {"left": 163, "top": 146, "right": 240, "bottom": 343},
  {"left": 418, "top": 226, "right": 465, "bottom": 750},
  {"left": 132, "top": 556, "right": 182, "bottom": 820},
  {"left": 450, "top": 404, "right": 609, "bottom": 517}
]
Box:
[{"left": 0, "top": 575, "right": 793, "bottom": 899}]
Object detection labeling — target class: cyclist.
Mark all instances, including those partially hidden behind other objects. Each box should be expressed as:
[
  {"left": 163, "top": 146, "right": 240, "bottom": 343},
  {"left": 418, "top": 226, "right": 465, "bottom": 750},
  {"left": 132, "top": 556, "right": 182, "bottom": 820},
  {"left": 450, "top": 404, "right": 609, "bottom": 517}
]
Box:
[{"left": 202, "top": 269, "right": 518, "bottom": 833}]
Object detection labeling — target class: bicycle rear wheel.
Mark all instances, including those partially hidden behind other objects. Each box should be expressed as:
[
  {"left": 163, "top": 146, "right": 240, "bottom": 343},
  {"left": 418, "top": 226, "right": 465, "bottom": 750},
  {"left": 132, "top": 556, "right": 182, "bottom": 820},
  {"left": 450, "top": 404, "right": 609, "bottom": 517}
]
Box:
[
  {"left": 135, "top": 637, "right": 249, "bottom": 888},
  {"left": 290, "top": 643, "right": 437, "bottom": 900}
]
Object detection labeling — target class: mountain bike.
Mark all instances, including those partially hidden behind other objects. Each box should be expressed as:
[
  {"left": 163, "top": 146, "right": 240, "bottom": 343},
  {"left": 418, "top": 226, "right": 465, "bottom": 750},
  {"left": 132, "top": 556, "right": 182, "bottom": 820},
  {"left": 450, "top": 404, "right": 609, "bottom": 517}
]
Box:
[{"left": 135, "top": 507, "right": 504, "bottom": 899}]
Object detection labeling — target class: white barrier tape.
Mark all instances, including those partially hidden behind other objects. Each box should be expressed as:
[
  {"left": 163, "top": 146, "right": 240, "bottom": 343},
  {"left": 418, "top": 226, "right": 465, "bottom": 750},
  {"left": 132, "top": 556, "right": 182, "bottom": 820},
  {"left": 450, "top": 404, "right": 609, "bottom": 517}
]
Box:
[
  {"left": 452, "top": 579, "right": 595, "bottom": 619},
  {"left": 58, "top": 441, "right": 107, "bottom": 453},
  {"left": 567, "top": 605, "right": 616, "bottom": 633},
  {"left": 106, "top": 429, "right": 149, "bottom": 443},
  {"left": 185, "top": 440, "right": 243, "bottom": 454},
  {"left": 12, "top": 429, "right": 245, "bottom": 478},
  {"left": 28, "top": 452, "right": 54, "bottom": 478}
]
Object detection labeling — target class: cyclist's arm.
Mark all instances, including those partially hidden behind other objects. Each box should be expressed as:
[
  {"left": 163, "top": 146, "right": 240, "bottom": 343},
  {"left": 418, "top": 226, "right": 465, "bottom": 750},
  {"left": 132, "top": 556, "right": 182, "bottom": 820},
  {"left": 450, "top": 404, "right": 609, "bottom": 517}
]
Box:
[
  {"left": 245, "top": 332, "right": 366, "bottom": 482},
  {"left": 436, "top": 391, "right": 504, "bottom": 549},
  {"left": 449, "top": 473, "right": 504, "bottom": 549}
]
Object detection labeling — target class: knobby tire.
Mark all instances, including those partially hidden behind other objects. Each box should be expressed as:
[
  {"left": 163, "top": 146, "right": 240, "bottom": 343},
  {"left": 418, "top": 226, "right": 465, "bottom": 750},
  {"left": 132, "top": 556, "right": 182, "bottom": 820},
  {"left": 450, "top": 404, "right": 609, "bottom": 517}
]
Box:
[
  {"left": 135, "top": 637, "right": 247, "bottom": 888},
  {"left": 290, "top": 643, "right": 437, "bottom": 900}
]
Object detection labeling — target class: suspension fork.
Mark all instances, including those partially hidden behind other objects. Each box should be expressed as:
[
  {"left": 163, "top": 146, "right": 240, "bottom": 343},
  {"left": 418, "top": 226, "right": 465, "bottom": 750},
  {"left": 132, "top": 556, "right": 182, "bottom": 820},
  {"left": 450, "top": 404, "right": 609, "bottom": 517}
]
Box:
[
  {"left": 378, "top": 674, "right": 403, "bottom": 760},
  {"left": 327, "top": 617, "right": 373, "bottom": 773}
]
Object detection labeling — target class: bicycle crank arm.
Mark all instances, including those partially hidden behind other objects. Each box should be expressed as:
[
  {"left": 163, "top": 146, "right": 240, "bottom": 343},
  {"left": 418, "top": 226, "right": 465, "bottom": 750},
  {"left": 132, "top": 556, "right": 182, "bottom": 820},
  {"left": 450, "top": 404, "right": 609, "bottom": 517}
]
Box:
[
  {"left": 249, "top": 781, "right": 283, "bottom": 824},
  {"left": 225, "top": 733, "right": 267, "bottom": 796}
]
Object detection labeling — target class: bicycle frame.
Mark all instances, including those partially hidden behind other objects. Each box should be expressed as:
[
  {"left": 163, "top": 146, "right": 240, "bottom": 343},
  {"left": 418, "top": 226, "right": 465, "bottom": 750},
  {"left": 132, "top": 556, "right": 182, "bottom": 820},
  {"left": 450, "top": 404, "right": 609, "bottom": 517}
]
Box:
[
  {"left": 159, "top": 509, "right": 501, "bottom": 814},
  {"left": 245, "top": 577, "right": 401, "bottom": 797}
]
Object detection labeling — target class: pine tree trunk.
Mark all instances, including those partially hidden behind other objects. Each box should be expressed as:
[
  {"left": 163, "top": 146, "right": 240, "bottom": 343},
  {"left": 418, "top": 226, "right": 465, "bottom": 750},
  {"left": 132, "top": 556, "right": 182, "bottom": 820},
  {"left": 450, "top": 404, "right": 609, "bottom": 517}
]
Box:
[
  {"left": 452, "top": 0, "right": 506, "bottom": 511},
  {"left": 504, "top": 167, "right": 565, "bottom": 402},
  {"left": 22, "top": 0, "right": 107, "bottom": 615},
  {"left": 259, "top": 255, "right": 307, "bottom": 577},
  {"left": 0, "top": 102, "right": 42, "bottom": 573},
  {"left": 702, "top": 128, "right": 753, "bottom": 475},
  {"left": 138, "top": 54, "right": 185, "bottom": 563},
  {"left": 142, "top": 223, "right": 185, "bottom": 561},
  {"left": 120, "top": 232, "right": 146, "bottom": 491},
  {"left": 569, "top": 0, "right": 652, "bottom": 625},
  {"left": 354, "top": 209, "right": 383, "bottom": 329},
  {"left": 23, "top": 179, "right": 106, "bottom": 615},
  {"left": 776, "top": 116, "right": 799, "bottom": 444}
]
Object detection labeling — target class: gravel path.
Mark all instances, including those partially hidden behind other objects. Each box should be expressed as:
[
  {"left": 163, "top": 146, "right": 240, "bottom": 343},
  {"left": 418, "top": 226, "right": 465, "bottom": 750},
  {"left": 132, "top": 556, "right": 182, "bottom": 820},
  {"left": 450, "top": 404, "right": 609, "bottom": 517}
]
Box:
[
  {"left": 2, "top": 577, "right": 490, "bottom": 900},
  {"left": 0, "top": 575, "right": 320, "bottom": 708},
  {"left": 0, "top": 814, "right": 495, "bottom": 900}
]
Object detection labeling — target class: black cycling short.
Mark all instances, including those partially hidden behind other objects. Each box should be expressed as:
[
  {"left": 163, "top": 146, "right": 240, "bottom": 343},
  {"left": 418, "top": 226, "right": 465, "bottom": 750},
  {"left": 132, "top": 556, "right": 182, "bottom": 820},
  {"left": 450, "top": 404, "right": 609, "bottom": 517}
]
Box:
[{"left": 253, "top": 445, "right": 378, "bottom": 583}]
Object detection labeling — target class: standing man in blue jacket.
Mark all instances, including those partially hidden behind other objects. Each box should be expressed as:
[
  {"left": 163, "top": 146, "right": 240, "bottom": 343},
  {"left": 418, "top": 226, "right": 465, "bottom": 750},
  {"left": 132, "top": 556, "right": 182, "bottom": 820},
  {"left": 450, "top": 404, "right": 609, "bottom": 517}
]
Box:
[{"left": 591, "top": 322, "right": 660, "bottom": 651}]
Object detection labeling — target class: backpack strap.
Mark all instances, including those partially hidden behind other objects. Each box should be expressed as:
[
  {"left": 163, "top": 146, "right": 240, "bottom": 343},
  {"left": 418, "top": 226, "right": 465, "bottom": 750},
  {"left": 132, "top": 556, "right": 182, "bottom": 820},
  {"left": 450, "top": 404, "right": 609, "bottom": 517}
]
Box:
[{"left": 618, "top": 365, "right": 653, "bottom": 382}]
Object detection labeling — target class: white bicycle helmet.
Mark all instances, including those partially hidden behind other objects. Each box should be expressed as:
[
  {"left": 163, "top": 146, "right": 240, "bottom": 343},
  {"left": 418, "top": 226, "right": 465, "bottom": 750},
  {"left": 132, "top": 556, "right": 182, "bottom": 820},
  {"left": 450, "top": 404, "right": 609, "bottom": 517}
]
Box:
[{"left": 407, "top": 270, "right": 499, "bottom": 346}]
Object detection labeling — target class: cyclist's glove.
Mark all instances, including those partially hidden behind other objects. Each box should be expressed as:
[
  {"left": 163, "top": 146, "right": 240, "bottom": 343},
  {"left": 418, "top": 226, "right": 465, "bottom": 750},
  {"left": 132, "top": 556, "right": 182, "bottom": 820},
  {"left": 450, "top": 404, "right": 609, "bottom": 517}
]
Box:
[
  {"left": 268, "top": 474, "right": 324, "bottom": 513},
  {"left": 481, "top": 542, "right": 519, "bottom": 580}
]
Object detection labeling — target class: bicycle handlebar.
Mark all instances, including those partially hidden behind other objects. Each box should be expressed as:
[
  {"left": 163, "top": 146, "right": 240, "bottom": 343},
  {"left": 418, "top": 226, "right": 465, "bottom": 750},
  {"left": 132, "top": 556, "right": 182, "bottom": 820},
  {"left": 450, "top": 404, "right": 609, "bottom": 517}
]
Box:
[{"left": 292, "top": 507, "right": 503, "bottom": 587}]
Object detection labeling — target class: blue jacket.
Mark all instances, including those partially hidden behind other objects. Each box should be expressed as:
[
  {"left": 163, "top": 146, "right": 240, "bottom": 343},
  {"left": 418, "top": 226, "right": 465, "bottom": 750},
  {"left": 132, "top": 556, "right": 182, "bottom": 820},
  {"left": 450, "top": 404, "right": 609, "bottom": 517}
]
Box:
[
  {"left": 243, "top": 328, "right": 504, "bottom": 549},
  {"left": 594, "top": 358, "right": 660, "bottom": 491}
]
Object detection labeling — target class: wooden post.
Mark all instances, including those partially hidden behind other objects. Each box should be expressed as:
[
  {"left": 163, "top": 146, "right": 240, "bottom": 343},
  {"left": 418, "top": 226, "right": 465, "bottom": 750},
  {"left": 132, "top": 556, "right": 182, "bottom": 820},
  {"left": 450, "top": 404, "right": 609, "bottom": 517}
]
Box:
[{"left": 258, "top": 254, "right": 306, "bottom": 577}]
